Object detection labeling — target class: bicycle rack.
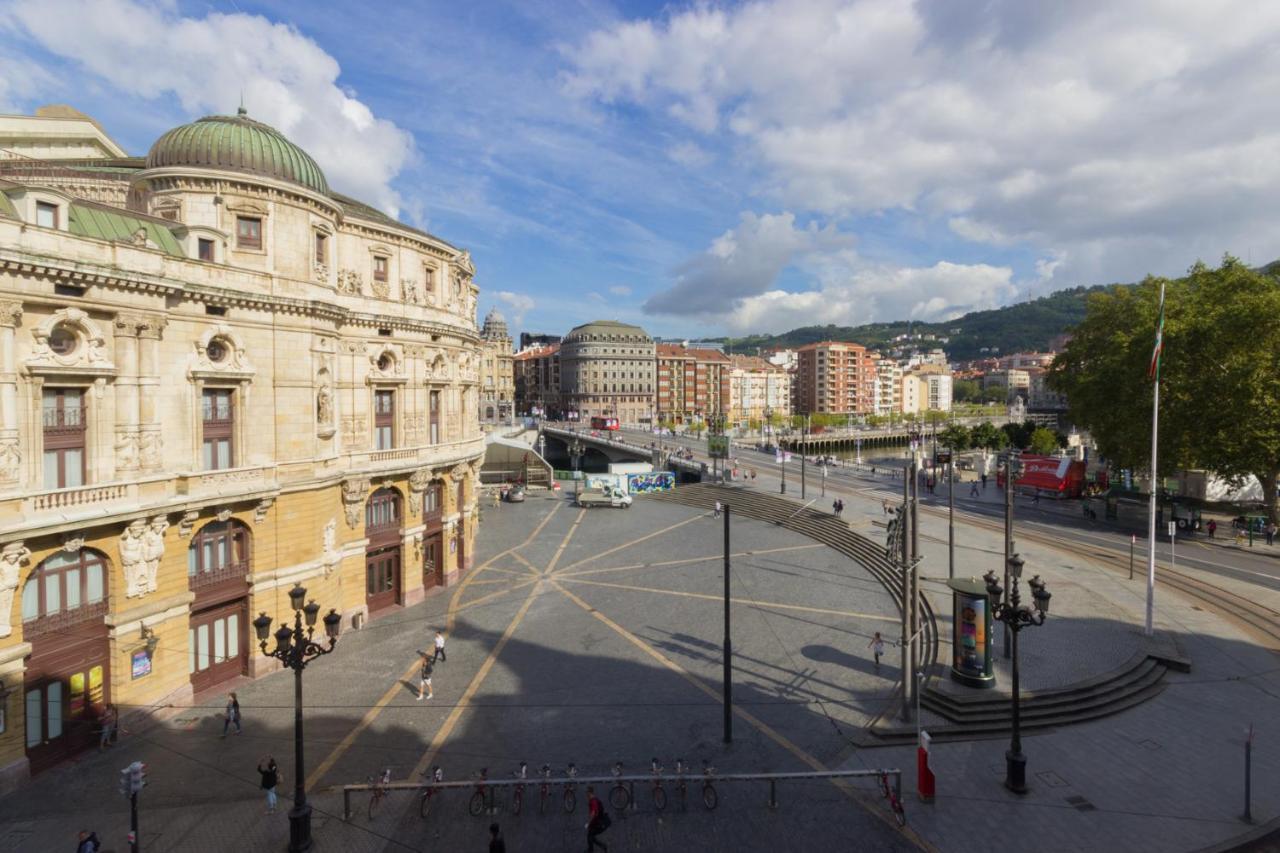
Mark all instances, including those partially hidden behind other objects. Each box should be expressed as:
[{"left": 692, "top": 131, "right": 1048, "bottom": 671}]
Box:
[{"left": 340, "top": 767, "right": 903, "bottom": 822}]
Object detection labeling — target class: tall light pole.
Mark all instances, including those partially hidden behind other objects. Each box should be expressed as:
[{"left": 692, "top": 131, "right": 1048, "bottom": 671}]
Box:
[
  {"left": 723, "top": 504, "right": 732, "bottom": 743},
  {"left": 985, "top": 556, "right": 1051, "bottom": 794},
  {"left": 948, "top": 444, "right": 955, "bottom": 579},
  {"left": 253, "top": 586, "right": 342, "bottom": 852}
]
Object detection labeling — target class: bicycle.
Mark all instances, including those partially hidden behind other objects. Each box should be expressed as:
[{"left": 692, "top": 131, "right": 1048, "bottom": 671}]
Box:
[
  {"left": 609, "top": 761, "right": 631, "bottom": 811},
  {"left": 649, "top": 758, "right": 667, "bottom": 812},
  {"left": 419, "top": 766, "right": 443, "bottom": 819},
  {"left": 511, "top": 761, "right": 528, "bottom": 816},
  {"left": 878, "top": 771, "right": 906, "bottom": 827},
  {"left": 673, "top": 758, "right": 688, "bottom": 810},
  {"left": 468, "top": 767, "right": 489, "bottom": 817},
  {"left": 538, "top": 764, "right": 553, "bottom": 814},
  {"left": 562, "top": 763, "right": 578, "bottom": 813},
  {"left": 367, "top": 768, "right": 392, "bottom": 820},
  {"left": 701, "top": 760, "right": 718, "bottom": 810}
]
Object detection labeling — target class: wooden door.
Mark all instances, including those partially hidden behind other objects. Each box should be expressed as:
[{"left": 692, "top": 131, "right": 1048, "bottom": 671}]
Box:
[
  {"left": 24, "top": 652, "right": 107, "bottom": 773},
  {"left": 365, "top": 546, "right": 401, "bottom": 613},
  {"left": 189, "top": 601, "right": 246, "bottom": 694},
  {"left": 423, "top": 533, "right": 442, "bottom": 590}
]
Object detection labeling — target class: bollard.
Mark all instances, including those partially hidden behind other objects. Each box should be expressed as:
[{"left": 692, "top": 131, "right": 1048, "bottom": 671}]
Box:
[
  {"left": 343, "top": 787, "right": 351, "bottom": 820},
  {"left": 917, "top": 730, "right": 935, "bottom": 803},
  {"left": 1243, "top": 724, "right": 1254, "bottom": 823},
  {"left": 769, "top": 778, "right": 777, "bottom": 810}
]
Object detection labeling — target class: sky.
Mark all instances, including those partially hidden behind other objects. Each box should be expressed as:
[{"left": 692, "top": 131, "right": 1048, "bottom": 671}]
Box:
[{"left": 4, "top": 0, "right": 1280, "bottom": 341}]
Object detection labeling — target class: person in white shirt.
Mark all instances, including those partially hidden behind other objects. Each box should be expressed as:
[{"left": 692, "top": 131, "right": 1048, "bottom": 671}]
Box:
[{"left": 433, "top": 629, "right": 447, "bottom": 663}]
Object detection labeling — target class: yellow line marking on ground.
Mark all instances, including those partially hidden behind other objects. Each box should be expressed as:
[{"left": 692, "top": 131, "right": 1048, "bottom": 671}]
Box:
[
  {"left": 555, "top": 543, "right": 825, "bottom": 578},
  {"left": 409, "top": 580, "right": 544, "bottom": 781},
  {"left": 307, "top": 501, "right": 560, "bottom": 790},
  {"left": 551, "top": 580, "right": 929, "bottom": 848},
  {"left": 557, "top": 576, "right": 899, "bottom": 623},
  {"left": 543, "top": 508, "right": 587, "bottom": 574},
  {"left": 509, "top": 550, "right": 545, "bottom": 577},
  {"left": 452, "top": 576, "right": 541, "bottom": 616},
  {"left": 553, "top": 513, "right": 704, "bottom": 574}
]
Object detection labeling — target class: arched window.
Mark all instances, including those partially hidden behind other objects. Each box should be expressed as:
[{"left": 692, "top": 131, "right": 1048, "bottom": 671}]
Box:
[
  {"left": 366, "top": 487, "right": 401, "bottom": 531},
  {"left": 21, "top": 549, "right": 109, "bottom": 635},
  {"left": 188, "top": 520, "right": 251, "bottom": 590}
]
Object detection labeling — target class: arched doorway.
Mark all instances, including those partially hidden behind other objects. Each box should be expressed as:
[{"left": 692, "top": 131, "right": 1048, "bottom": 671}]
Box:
[
  {"left": 22, "top": 548, "right": 110, "bottom": 773},
  {"left": 422, "top": 480, "right": 444, "bottom": 591},
  {"left": 365, "top": 487, "right": 403, "bottom": 615},
  {"left": 455, "top": 477, "right": 467, "bottom": 575},
  {"left": 187, "top": 519, "right": 250, "bottom": 694}
]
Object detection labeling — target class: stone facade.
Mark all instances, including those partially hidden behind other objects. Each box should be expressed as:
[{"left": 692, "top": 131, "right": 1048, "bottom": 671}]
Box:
[
  {"left": 478, "top": 308, "right": 514, "bottom": 426},
  {"left": 559, "top": 321, "right": 655, "bottom": 425},
  {"left": 0, "top": 108, "right": 484, "bottom": 791}
]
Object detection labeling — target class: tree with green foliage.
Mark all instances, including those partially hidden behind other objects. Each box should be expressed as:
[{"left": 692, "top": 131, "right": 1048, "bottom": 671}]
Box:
[
  {"left": 970, "top": 421, "right": 1007, "bottom": 450},
  {"left": 923, "top": 410, "right": 949, "bottom": 426},
  {"left": 938, "top": 425, "right": 971, "bottom": 451},
  {"left": 1028, "top": 427, "right": 1060, "bottom": 455},
  {"left": 1049, "top": 256, "right": 1280, "bottom": 522},
  {"left": 952, "top": 379, "right": 981, "bottom": 402}
]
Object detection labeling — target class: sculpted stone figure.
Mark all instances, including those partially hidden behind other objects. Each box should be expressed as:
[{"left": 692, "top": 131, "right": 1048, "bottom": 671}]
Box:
[
  {"left": 0, "top": 439, "right": 20, "bottom": 481},
  {"left": 120, "top": 519, "right": 148, "bottom": 598},
  {"left": 316, "top": 383, "right": 334, "bottom": 426},
  {"left": 0, "top": 542, "right": 31, "bottom": 638},
  {"left": 143, "top": 516, "right": 168, "bottom": 593}
]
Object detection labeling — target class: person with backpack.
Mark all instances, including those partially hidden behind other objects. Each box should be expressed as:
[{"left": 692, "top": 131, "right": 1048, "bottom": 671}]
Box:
[
  {"left": 585, "top": 785, "right": 610, "bottom": 851},
  {"left": 417, "top": 655, "right": 434, "bottom": 700},
  {"left": 221, "top": 692, "right": 241, "bottom": 737},
  {"left": 76, "top": 830, "right": 101, "bottom": 853}
]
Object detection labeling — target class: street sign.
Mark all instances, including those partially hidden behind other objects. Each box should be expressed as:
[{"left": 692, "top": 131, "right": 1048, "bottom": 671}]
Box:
[{"left": 1168, "top": 521, "right": 1176, "bottom": 537}]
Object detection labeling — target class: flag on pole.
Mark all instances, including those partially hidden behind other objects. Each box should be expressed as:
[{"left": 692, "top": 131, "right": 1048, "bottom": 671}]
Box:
[{"left": 1148, "top": 284, "right": 1166, "bottom": 381}]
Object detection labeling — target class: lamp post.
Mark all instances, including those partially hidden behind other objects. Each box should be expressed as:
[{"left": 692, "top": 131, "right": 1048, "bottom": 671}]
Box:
[
  {"left": 253, "top": 586, "right": 342, "bottom": 852},
  {"left": 983, "top": 556, "right": 1051, "bottom": 794}
]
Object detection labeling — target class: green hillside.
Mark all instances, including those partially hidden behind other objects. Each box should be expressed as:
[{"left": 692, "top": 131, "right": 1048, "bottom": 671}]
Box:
[{"left": 722, "top": 285, "right": 1115, "bottom": 360}]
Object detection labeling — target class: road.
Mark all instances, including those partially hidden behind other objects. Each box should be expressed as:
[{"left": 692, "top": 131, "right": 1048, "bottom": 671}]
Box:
[{"left": 615, "top": 427, "right": 1280, "bottom": 596}]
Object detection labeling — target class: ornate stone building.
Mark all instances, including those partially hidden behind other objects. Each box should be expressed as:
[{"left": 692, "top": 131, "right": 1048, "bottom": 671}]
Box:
[
  {"left": 478, "top": 308, "right": 514, "bottom": 426},
  {"left": 0, "top": 107, "right": 485, "bottom": 789},
  {"left": 559, "top": 321, "right": 655, "bottom": 425}
]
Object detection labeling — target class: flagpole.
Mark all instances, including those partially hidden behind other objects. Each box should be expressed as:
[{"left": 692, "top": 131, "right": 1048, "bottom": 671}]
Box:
[{"left": 1145, "top": 283, "right": 1165, "bottom": 637}]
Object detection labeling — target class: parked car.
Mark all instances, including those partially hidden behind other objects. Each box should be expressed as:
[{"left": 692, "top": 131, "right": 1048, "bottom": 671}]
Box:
[
  {"left": 505, "top": 484, "right": 526, "bottom": 503},
  {"left": 576, "top": 484, "right": 633, "bottom": 509}
]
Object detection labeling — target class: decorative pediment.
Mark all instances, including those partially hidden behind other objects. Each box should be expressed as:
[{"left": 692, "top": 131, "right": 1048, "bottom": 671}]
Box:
[
  {"left": 26, "top": 307, "right": 115, "bottom": 377},
  {"left": 189, "top": 323, "right": 254, "bottom": 381},
  {"left": 368, "top": 344, "right": 406, "bottom": 383},
  {"left": 226, "top": 200, "right": 269, "bottom": 217}
]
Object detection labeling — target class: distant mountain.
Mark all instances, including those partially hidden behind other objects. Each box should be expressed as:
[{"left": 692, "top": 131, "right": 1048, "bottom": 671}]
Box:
[{"left": 720, "top": 285, "right": 1116, "bottom": 361}]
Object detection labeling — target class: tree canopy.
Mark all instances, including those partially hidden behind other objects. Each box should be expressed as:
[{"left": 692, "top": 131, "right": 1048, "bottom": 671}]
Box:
[{"left": 1049, "top": 256, "right": 1280, "bottom": 520}]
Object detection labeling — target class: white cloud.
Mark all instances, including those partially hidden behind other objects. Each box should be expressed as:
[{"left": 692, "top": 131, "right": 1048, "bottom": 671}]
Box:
[
  {"left": 726, "top": 261, "right": 1018, "bottom": 334},
  {"left": 493, "top": 291, "right": 535, "bottom": 326},
  {"left": 607, "top": 284, "right": 633, "bottom": 296},
  {"left": 645, "top": 211, "right": 854, "bottom": 314},
  {"left": 568, "top": 0, "right": 1280, "bottom": 290},
  {"left": 4, "top": 0, "right": 413, "bottom": 214}
]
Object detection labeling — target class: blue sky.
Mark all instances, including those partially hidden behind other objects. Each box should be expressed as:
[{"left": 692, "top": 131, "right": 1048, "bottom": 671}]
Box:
[{"left": 5, "top": 1, "right": 1280, "bottom": 341}]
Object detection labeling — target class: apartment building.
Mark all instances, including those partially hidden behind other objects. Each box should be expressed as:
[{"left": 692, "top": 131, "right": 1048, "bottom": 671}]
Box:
[{"left": 794, "top": 341, "right": 877, "bottom": 415}]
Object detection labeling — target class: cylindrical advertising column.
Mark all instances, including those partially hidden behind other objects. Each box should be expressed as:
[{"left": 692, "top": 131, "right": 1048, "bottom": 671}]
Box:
[{"left": 947, "top": 578, "right": 996, "bottom": 689}]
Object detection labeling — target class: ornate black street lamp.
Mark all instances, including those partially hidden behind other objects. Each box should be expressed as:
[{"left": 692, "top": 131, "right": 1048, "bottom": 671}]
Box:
[
  {"left": 568, "top": 435, "right": 584, "bottom": 473},
  {"left": 984, "top": 555, "right": 1051, "bottom": 794},
  {"left": 253, "top": 585, "right": 342, "bottom": 852}
]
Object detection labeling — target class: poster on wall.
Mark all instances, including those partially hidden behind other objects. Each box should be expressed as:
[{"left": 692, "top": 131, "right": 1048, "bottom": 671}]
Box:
[{"left": 131, "top": 649, "right": 153, "bottom": 680}]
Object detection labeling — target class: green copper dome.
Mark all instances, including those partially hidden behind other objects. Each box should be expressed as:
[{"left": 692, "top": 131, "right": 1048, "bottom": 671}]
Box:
[{"left": 145, "top": 109, "right": 329, "bottom": 195}]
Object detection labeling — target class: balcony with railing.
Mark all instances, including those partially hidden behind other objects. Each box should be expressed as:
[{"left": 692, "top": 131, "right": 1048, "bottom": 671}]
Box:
[{"left": 189, "top": 559, "right": 250, "bottom": 595}]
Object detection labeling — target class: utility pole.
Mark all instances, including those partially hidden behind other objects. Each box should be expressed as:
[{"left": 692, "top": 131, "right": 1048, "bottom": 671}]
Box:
[
  {"left": 948, "top": 450, "right": 955, "bottom": 579},
  {"left": 910, "top": 457, "right": 919, "bottom": 564},
  {"left": 723, "top": 504, "right": 732, "bottom": 744},
  {"left": 908, "top": 459, "right": 919, "bottom": 705},
  {"left": 1003, "top": 452, "right": 1017, "bottom": 659},
  {"left": 801, "top": 413, "right": 809, "bottom": 499}
]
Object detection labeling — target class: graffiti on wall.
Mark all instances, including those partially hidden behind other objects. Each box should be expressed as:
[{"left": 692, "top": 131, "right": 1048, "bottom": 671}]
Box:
[{"left": 627, "top": 472, "right": 675, "bottom": 493}]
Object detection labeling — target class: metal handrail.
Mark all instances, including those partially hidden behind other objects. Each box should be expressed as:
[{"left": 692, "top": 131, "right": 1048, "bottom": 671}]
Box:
[{"left": 339, "top": 767, "right": 901, "bottom": 820}]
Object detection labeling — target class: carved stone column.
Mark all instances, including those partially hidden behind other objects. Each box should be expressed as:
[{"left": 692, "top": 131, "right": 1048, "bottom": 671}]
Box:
[
  {"left": 0, "top": 302, "right": 21, "bottom": 485},
  {"left": 137, "top": 318, "right": 167, "bottom": 471},
  {"left": 112, "top": 314, "right": 144, "bottom": 473}
]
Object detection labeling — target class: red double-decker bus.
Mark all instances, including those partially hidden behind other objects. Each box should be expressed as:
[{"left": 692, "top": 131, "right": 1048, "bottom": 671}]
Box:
[{"left": 591, "top": 416, "right": 620, "bottom": 431}]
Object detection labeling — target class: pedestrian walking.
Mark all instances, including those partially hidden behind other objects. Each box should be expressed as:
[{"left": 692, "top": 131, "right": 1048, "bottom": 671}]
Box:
[
  {"left": 585, "top": 786, "right": 610, "bottom": 851},
  {"left": 837, "top": 499, "right": 844, "bottom": 516},
  {"left": 97, "top": 704, "right": 115, "bottom": 751},
  {"left": 969, "top": 482, "right": 980, "bottom": 498},
  {"left": 1267, "top": 522, "right": 1277, "bottom": 546},
  {"left": 492, "top": 489, "right": 501, "bottom": 508},
  {"left": 433, "top": 629, "right": 447, "bottom": 663},
  {"left": 417, "top": 656, "right": 434, "bottom": 700},
  {"left": 868, "top": 632, "right": 886, "bottom": 670},
  {"left": 489, "top": 822, "right": 507, "bottom": 853},
  {"left": 1207, "top": 519, "right": 1217, "bottom": 538},
  {"left": 981, "top": 473, "right": 988, "bottom": 490},
  {"left": 76, "top": 830, "right": 101, "bottom": 853},
  {"left": 832, "top": 499, "right": 840, "bottom": 516},
  {"left": 713, "top": 500, "right": 722, "bottom": 519},
  {"left": 258, "top": 756, "right": 280, "bottom": 815},
  {"left": 221, "top": 691, "right": 241, "bottom": 737}
]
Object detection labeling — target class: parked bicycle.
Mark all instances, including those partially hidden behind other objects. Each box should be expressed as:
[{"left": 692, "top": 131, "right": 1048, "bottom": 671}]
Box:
[
  {"left": 367, "top": 767, "right": 392, "bottom": 820},
  {"left": 649, "top": 758, "right": 667, "bottom": 811},
  {"left": 878, "top": 771, "right": 906, "bottom": 827},
  {"left": 701, "top": 760, "right": 718, "bottom": 810},
  {"left": 563, "top": 762, "right": 578, "bottom": 813},
  {"left": 673, "top": 758, "right": 688, "bottom": 810},
  {"left": 511, "top": 761, "right": 528, "bottom": 816},
  {"left": 609, "top": 761, "right": 630, "bottom": 810},
  {"left": 538, "top": 764, "right": 554, "bottom": 814},
  {"left": 419, "top": 766, "right": 443, "bottom": 819},
  {"left": 468, "top": 767, "right": 489, "bottom": 817}
]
